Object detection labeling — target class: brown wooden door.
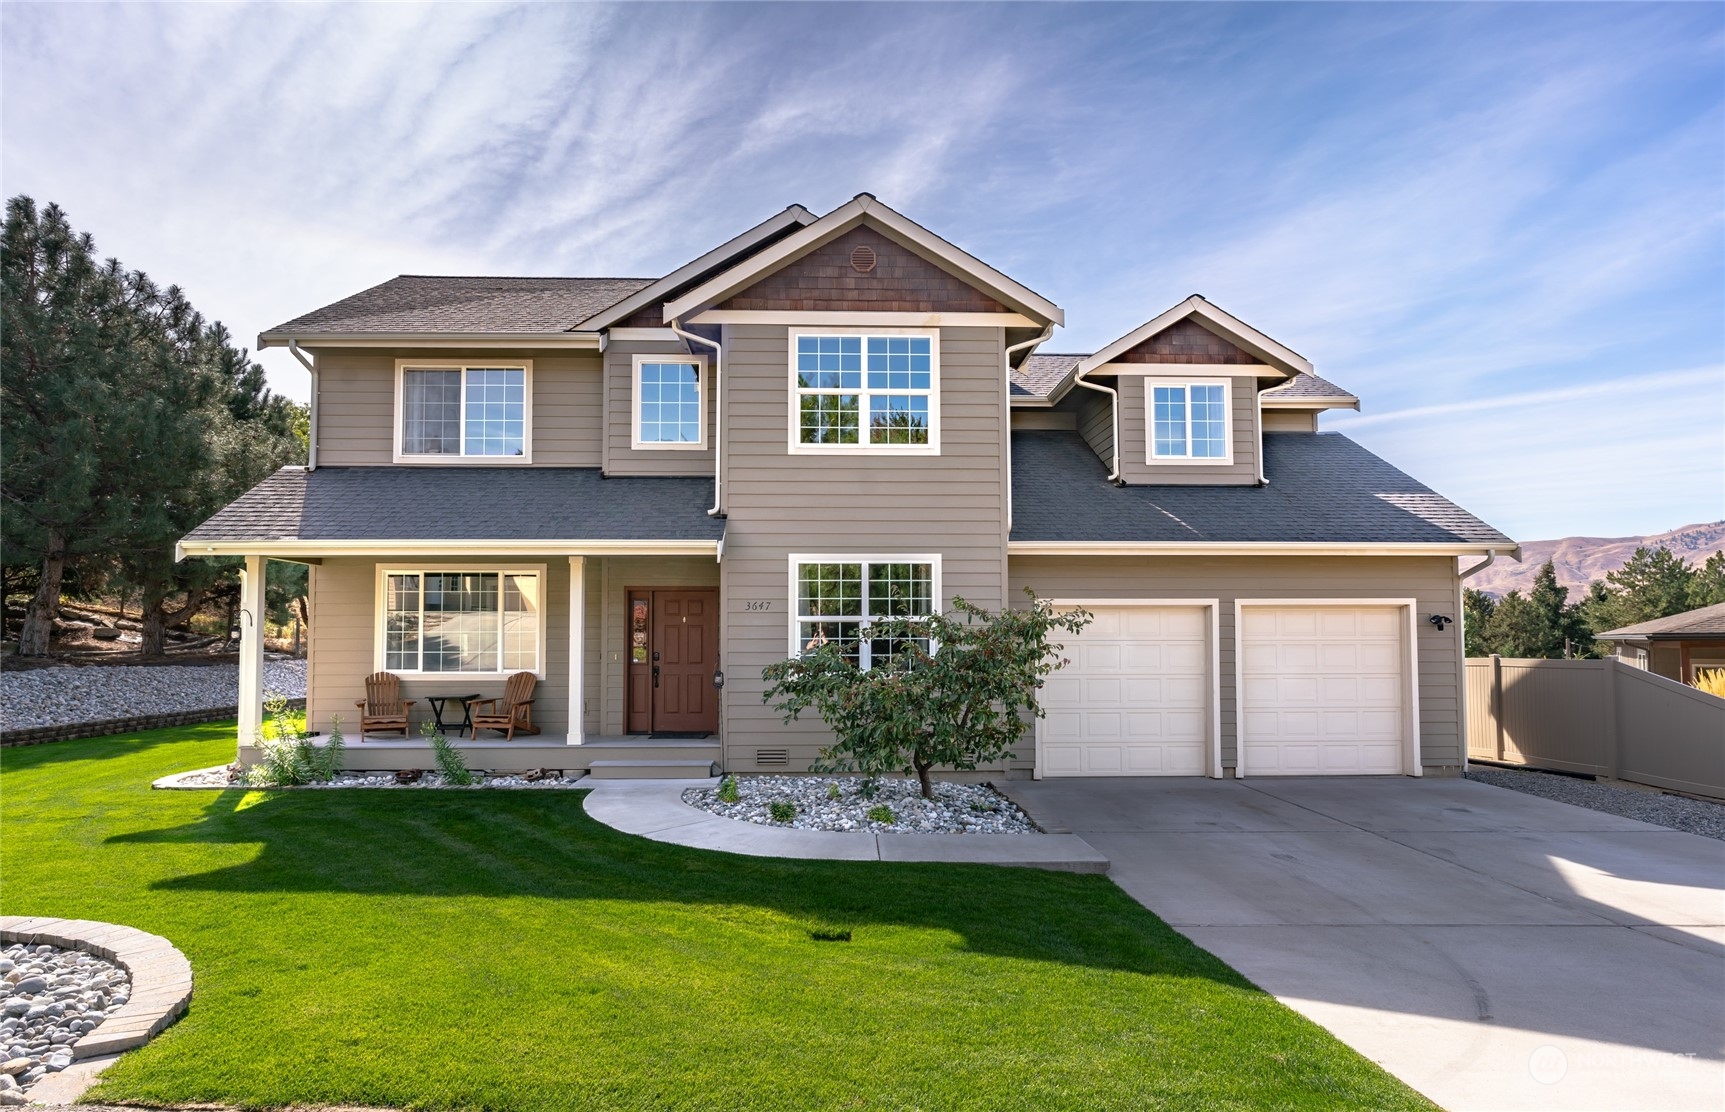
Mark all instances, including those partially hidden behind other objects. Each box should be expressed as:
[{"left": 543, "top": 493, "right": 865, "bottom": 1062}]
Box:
[{"left": 628, "top": 589, "right": 719, "bottom": 735}]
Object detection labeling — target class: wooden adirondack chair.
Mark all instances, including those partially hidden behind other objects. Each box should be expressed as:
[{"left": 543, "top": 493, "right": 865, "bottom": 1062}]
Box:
[
  {"left": 355, "top": 672, "right": 416, "bottom": 739},
  {"left": 468, "top": 672, "right": 539, "bottom": 741}
]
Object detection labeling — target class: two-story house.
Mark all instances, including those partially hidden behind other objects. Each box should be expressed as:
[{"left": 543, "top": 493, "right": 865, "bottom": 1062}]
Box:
[{"left": 181, "top": 195, "right": 1517, "bottom": 781}]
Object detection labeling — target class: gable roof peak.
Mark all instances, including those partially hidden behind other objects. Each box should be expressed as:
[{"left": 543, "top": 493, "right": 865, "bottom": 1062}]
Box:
[{"left": 1079, "top": 296, "right": 1313, "bottom": 377}]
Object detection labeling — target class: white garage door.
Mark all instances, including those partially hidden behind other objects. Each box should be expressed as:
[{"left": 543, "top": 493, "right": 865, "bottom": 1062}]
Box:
[
  {"left": 1040, "top": 605, "right": 1211, "bottom": 776},
  {"left": 1239, "top": 605, "right": 1407, "bottom": 775}
]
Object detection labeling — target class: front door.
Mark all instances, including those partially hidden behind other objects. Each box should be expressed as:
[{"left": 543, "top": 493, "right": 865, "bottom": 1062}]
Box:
[{"left": 626, "top": 588, "right": 720, "bottom": 735}]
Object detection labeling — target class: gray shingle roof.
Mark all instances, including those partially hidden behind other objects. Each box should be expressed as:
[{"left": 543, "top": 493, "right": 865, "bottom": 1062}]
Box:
[
  {"left": 1010, "top": 431, "right": 1515, "bottom": 545},
  {"left": 1599, "top": 602, "right": 1725, "bottom": 640},
  {"left": 1262, "top": 370, "right": 1358, "bottom": 403},
  {"left": 1010, "top": 353, "right": 1085, "bottom": 398},
  {"left": 263, "top": 276, "right": 657, "bottom": 336},
  {"left": 182, "top": 467, "right": 723, "bottom": 544}
]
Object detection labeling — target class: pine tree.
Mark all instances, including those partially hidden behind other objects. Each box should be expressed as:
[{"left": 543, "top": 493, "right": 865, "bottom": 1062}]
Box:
[
  {"left": 1689, "top": 550, "right": 1725, "bottom": 609},
  {"left": 1591, "top": 546, "right": 1697, "bottom": 631},
  {"left": 1462, "top": 588, "right": 1497, "bottom": 657}
]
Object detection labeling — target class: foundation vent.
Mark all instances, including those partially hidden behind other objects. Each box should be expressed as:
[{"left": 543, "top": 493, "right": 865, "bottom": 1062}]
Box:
[{"left": 754, "top": 748, "right": 789, "bottom": 767}]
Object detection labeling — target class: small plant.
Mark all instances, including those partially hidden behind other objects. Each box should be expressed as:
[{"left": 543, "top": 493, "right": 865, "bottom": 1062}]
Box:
[
  {"left": 866, "top": 804, "right": 896, "bottom": 825},
  {"left": 426, "top": 721, "right": 476, "bottom": 786},
  {"left": 768, "top": 800, "right": 797, "bottom": 823},
  {"left": 249, "top": 693, "right": 338, "bottom": 786},
  {"left": 858, "top": 777, "right": 881, "bottom": 801},
  {"left": 826, "top": 782, "right": 840, "bottom": 801},
  {"left": 717, "top": 775, "right": 740, "bottom": 803},
  {"left": 1694, "top": 668, "right": 1725, "bottom": 699}
]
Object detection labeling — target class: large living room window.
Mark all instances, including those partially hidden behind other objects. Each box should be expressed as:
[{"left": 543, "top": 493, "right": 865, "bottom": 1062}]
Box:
[
  {"left": 791, "top": 332, "right": 938, "bottom": 453},
  {"left": 396, "top": 361, "right": 531, "bottom": 462},
  {"left": 380, "top": 568, "right": 543, "bottom": 675},
  {"left": 632, "top": 356, "right": 706, "bottom": 449},
  {"left": 1149, "top": 379, "right": 1231, "bottom": 463},
  {"left": 790, "top": 555, "right": 939, "bottom": 669}
]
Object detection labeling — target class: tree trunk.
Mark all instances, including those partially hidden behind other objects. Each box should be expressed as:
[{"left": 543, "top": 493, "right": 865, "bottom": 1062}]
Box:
[
  {"left": 915, "top": 758, "right": 934, "bottom": 801},
  {"left": 17, "top": 532, "right": 66, "bottom": 657},
  {"left": 141, "top": 585, "right": 208, "bottom": 657}
]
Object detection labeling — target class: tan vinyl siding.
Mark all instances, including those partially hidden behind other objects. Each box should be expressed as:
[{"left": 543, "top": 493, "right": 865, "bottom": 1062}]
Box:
[
  {"left": 304, "top": 556, "right": 573, "bottom": 740},
  {"left": 717, "top": 323, "right": 1011, "bottom": 772},
  {"left": 1008, "top": 555, "right": 1466, "bottom": 772},
  {"left": 1116, "top": 374, "right": 1259, "bottom": 485},
  {"left": 1072, "top": 388, "right": 1114, "bottom": 466},
  {"left": 1262, "top": 409, "right": 1318, "bottom": 433},
  {"left": 312, "top": 347, "right": 603, "bottom": 467},
  {"left": 602, "top": 340, "right": 716, "bottom": 477}
]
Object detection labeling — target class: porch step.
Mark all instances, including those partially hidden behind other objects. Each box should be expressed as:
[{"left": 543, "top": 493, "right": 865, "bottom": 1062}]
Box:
[
  {"left": 577, "top": 740, "right": 721, "bottom": 764},
  {"left": 586, "top": 759, "right": 719, "bottom": 780}
]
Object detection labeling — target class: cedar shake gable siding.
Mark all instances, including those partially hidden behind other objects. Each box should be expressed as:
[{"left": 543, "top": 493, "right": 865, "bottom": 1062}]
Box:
[
  {"left": 1114, "top": 317, "right": 1262, "bottom": 364},
  {"left": 718, "top": 226, "right": 1011, "bottom": 314}
]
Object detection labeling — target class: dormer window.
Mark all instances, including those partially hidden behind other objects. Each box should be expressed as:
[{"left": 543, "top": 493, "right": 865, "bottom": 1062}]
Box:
[
  {"left": 632, "top": 356, "right": 707, "bottom": 449},
  {"left": 1149, "top": 379, "right": 1232, "bottom": 464},
  {"left": 790, "top": 330, "right": 939, "bottom": 454},
  {"left": 395, "top": 361, "right": 531, "bottom": 463}
]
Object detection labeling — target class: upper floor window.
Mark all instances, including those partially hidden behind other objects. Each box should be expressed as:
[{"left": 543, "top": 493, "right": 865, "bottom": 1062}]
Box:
[
  {"left": 632, "top": 356, "right": 706, "bottom": 450},
  {"left": 791, "top": 555, "right": 939, "bottom": 669},
  {"left": 396, "top": 361, "right": 531, "bottom": 463},
  {"left": 380, "top": 567, "right": 544, "bottom": 675},
  {"left": 1149, "top": 380, "right": 1231, "bottom": 464},
  {"left": 791, "top": 332, "right": 939, "bottom": 453}
]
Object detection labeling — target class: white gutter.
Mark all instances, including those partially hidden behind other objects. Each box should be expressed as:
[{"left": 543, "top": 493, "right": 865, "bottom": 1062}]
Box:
[
  {"left": 177, "top": 538, "right": 721, "bottom": 560},
  {"left": 1072, "top": 365, "right": 1121, "bottom": 483},
  {"left": 1004, "top": 323, "right": 1056, "bottom": 533},
  {"left": 669, "top": 318, "right": 724, "bottom": 517},
  {"left": 258, "top": 331, "right": 602, "bottom": 350},
  {"left": 287, "top": 340, "right": 318, "bottom": 471},
  {"left": 1254, "top": 385, "right": 1265, "bottom": 486},
  {"left": 1010, "top": 540, "right": 1515, "bottom": 557},
  {"left": 1460, "top": 548, "right": 1498, "bottom": 580}
]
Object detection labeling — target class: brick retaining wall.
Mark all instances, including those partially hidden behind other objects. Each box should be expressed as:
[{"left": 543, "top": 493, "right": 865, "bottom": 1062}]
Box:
[{"left": 0, "top": 698, "right": 305, "bottom": 748}]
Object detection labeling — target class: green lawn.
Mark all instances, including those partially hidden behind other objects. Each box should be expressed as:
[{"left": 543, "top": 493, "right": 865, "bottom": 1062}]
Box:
[{"left": 0, "top": 725, "right": 1432, "bottom": 1111}]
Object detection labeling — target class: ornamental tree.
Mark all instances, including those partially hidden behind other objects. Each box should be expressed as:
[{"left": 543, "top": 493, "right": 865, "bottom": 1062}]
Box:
[{"left": 761, "top": 590, "right": 1091, "bottom": 800}]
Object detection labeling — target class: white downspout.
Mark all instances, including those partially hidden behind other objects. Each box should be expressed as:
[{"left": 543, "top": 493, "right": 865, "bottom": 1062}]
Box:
[
  {"left": 669, "top": 318, "right": 723, "bottom": 517},
  {"left": 1254, "top": 385, "right": 1266, "bottom": 486},
  {"left": 1460, "top": 549, "right": 1497, "bottom": 581},
  {"left": 1072, "top": 365, "right": 1122, "bottom": 483},
  {"left": 287, "top": 339, "right": 318, "bottom": 471},
  {"left": 1004, "top": 323, "right": 1056, "bottom": 533}
]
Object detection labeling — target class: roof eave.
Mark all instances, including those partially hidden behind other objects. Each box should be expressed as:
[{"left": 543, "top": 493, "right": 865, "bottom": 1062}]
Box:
[
  {"left": 258, "top": 331, "right": 604, "bottom": 350},
  {"left": 1008, "top": 540, "right": 1515, "bottom": 556},
  {"left": 178, "top": 537, "right": 720, "bottom": 561},
  {"left": 1262, "top": 396, "right": 1361, "bottom": 411}
]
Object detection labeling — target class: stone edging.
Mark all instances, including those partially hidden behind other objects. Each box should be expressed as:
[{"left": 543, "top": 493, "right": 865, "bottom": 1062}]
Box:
[
  {"left": 0, "top": 700, "right": 304, "bottom": 748},
  {"left": 0, "top": 917, "right": 193, "bottom": 1059},
  {"left": 581, "top": 779, "right": 1110, "bottom": 873}
]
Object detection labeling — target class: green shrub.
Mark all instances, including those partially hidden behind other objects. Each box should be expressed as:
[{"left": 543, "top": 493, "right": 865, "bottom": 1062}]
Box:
[
  {"left": 426, "top": 722, "right": 476, "bottom": 786},
  {"left": 768, "top": 800, "right": 796, "bottom": 823},
  {"left": 248, "top": 693, "right": 339, "bottom": 786},
  {"left": 867, "top": 805, "right": 895, "bottom": 825},
  {"left": 717, "top": 775, "right": 740, "bottom": 803}
]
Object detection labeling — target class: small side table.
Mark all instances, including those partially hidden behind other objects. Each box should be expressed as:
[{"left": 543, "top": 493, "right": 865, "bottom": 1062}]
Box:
[{"left": 425, "top": 693, "right": 481, "bottom": 738}]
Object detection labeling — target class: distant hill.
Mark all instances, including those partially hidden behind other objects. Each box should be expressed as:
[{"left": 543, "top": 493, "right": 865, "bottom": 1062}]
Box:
[{"left": 1470, "top": 521, "right": 1725, "bottom": 598}]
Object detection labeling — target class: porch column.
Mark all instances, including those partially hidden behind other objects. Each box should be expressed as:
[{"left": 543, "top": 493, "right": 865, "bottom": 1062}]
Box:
[
  {"left": 237, "top": 554, "right": 267, "bottom": 745},
  {"left": 568, "top": 556, "right": 585, "bottom": 745}
]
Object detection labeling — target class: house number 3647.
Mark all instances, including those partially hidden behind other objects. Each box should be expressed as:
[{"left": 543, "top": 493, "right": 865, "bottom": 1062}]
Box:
[{"left": 743, "top": 601, "right": 772, "bottom": 612}]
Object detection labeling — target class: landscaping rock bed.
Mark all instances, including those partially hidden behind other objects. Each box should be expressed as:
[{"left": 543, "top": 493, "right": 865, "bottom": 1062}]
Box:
[
  {"left": 684, "top": 775, "right": 1036, "bottom": 834},
  {"left": 162, "top": 765, "right": 587, "bottom": 790},
  {"left": 1467, "top": 766, "right": 1725, "bottom": 841},
  {"left": 0, "top": 660, "right": 307, "bottom": 733},
  {"left": 0, "top": 943, "right": 130, "bottom": 1103}
]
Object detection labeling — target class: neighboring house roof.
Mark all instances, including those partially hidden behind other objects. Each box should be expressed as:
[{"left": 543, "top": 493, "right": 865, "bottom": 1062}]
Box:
[
  {"left": 1261, "top": 371, "right": 1360, "bottom": 409},
  {"left": 180, "top": 466, "right": 723, "bottom": 546},
  {"left": 260, "top": 276, "right": 655, "bottom": 339},
  {"left": 1598, "top": 602, "right": 1725, "bottom": 641},
  {"left": 1010, "top": 353, "right": 1085, "bottom": 399},
  {"left": 1009, "top": 430, "right": 1516, "bottom": 548},
  {"left": 1078, "top": 295, "right": 1313, "bottom": 377}
]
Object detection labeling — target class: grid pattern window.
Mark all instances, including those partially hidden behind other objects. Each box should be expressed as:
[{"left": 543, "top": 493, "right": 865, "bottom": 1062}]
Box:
[
  {"left": 636, "top": 361, "right": 704, "bottom": 446},
  {"left": 1151, "top": 382, "right": 1228, "bottom": 460},
  {"left": 399, "top": 364, "right": 529, "bottom": 459},
  {"left": 793, "top": 559, "right": 934, "bottom": 669},
  {"left": 382, "top": 570, "right": 539, "bottom": 673},
  {"left": 794, "top": 334, "right": 935, "bottom": 449}
]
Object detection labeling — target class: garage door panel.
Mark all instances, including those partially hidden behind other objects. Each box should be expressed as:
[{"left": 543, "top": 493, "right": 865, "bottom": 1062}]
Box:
[
  {"left": 1241, "top": 605, "right": 1406, "bottom": 776},
  {"left": 1042, "top": 605, "right": 1212, "bottom": 777}
]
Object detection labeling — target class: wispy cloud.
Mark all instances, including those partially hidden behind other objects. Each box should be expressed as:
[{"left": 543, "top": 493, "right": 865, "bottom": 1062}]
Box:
[{"left": 2, "top": 2, "right": 1719, "bottom": 539}]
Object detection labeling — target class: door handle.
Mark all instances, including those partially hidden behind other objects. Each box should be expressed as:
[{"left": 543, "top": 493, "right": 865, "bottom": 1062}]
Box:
[{"left": 652, "top": 665, "right": 660, "bottom": 688}]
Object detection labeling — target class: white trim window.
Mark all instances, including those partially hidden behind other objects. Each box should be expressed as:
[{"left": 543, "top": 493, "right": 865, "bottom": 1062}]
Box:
[
  {"left": 379, "top": 567, "right": 546, "bottom": 676},
  {"left": 790, "top": 331, "right": 939, "bottom": 453},
  {"left": 632, "top": 355, "right": 707, "bottom": 449},
  {"left": 1149, "top": 379, "right": 1231, "bottom": 463},
  {"left": 789, "top": 555, "right": 940, "bottom": 668},
  {"left": 395, "top": 361, "right": 532, "bottom": 462}
]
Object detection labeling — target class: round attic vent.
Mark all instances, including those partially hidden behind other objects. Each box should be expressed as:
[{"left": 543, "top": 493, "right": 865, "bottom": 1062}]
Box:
[{"left": 849, "top": 244, "right": 877, "bottom": 274}]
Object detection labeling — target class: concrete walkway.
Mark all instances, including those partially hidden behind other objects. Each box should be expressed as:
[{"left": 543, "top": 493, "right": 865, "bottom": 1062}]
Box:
[
  {"left": 580, "top": 778, "right": 1108, "bottom": 872},
  {"left": 999, "top": 776, "right": 1725, "bottom": 1112}
]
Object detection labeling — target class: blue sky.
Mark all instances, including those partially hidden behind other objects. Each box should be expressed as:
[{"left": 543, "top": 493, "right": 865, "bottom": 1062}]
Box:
[{"left": 3, "top": 2, "right": 1720, "bottom": 540}]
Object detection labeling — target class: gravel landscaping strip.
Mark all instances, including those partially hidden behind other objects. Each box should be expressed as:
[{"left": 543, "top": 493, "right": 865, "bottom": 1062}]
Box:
[
  {"left": 684, "top": 775, "right": 1036, "bottom": 834},
  {"left": 0, "top": 943, "right": 130, "bottom": 1104},
  {"left": 161, "top": 765, "right": 587, "bottom": 790},
  {"left": 1467, "top": 765, "right": 1725, "bottom": 840},
  {"left": 0, "top": 660, "right": 306, "bottom": 732}
]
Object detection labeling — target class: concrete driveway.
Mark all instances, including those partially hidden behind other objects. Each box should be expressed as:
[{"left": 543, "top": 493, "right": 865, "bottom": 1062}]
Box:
[{"left": 1003, "top": 776, "right": 1725, "bottom": 1112}]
